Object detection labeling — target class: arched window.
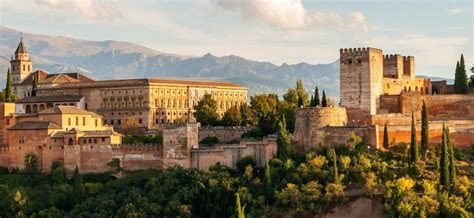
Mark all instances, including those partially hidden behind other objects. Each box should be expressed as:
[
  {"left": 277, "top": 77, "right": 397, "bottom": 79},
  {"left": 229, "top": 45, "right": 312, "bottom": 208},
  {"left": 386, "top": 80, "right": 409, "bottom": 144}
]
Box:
[
  {"left": 25, "top": 105, "right": 31, "bottom": 113},
  {"left": 68, "top": 138, "right": 73, "bottom": 145},
  {"left": 32, "top": 104, "right": 38, "bottom": 113}
]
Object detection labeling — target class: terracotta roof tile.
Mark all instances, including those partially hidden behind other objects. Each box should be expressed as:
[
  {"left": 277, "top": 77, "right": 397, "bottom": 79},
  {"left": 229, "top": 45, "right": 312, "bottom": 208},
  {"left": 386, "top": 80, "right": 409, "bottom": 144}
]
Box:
[{"left": 9, "top": 121, "right": 60, "bottom": 130}]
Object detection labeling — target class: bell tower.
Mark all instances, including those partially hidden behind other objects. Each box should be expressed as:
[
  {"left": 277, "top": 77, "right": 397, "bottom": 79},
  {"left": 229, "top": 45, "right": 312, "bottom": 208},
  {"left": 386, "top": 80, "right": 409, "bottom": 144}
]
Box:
[{"left": 10, "top": 34, "right": 33, "bottom": 85}]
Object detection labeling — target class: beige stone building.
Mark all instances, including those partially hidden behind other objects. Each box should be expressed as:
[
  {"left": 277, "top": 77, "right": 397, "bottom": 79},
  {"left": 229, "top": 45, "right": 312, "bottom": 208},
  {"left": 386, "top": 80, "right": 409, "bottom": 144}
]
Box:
[{"left": 9, "top": 39, "right": 248, "bottom": 131}]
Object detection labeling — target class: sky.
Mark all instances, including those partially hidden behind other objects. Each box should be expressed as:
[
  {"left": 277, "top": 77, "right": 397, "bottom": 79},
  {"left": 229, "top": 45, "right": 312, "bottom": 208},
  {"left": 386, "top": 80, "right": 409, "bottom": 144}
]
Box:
[{"left": 0, "top": 0, "right": 472, "bottom": 78}]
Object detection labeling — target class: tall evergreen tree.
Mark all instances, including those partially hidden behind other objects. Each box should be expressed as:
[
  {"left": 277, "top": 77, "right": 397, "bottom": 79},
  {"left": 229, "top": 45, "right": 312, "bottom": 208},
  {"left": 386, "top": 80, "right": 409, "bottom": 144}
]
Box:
[
  {"left": 310, "top": 95, "right": 314, "bottom": 107},
  {"left": 421, "top": 100, "right": 429, "bottom": 152},
  {"left": 31, "top": 74, "right": 38, "bottom": 97},
  {"left": 297, "top": 96, "right": 304, "bottom": 108},
  {"left": 276, "top": 115, "right": 291, "bottom": 159},
  {"left": 439, "top": 123, "right": 450, "bottom": 187},
  {"left": 321, "top": 90, "right": 327, "bottom": 107},
  {"left": 454, "top": 54, "right": 468, "bottom": 94},
  {"left": 4, "top": 68, "right": 12, "bottom": 102},
  {"left": 295, "top": 79, "right": 309, "bottom": 106},
  {"left": 446, "top": 127, "right": 456, "bottom": 186},
  {"left": 329, "top": 148, "right": 338, "bottom": 183},
  {"left": 410, "top": 112, "right": 419, "bottom": 163},
  {"left": 314, "top": 87, "right": 320, "bottom": 107},
  {"left": 265, "top": 162, "right": 271, "bottom": 185},
  {"left": 383, "top": 123, "right": 389, "bottom": 149},
  {"left": 235, "top": 193, "right": 245, "bottom": 218},
  {"left": 72, "top": 166, "right": 84, "bottom": 203}
]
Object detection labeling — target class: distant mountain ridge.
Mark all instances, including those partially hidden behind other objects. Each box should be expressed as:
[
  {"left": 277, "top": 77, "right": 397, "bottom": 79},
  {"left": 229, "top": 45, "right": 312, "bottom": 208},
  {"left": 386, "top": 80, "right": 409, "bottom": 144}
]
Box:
[{"left": 0, "top": 25, "right": 451, "bottom": 98}]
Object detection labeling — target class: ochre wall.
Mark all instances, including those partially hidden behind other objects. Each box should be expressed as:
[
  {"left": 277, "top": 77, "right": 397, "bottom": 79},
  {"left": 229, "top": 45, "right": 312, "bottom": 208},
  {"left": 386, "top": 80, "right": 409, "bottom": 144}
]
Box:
[{"left": 198, "top": 127, "right": 250, "bottom": 143}]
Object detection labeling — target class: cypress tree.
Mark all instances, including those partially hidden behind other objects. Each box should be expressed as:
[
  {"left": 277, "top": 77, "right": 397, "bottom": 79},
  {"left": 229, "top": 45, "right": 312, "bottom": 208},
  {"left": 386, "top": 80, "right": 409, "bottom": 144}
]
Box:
[
  {"left": 310, "top": 95, "right": 314, "bottom": 107},
  {"left": 235, "top": 193, "right": 245, "bottom": 218},
  {"left": 329, "top": 148, "right": 338, "bottom": 183},
  {"left": 421, "top": 100, "right": 429, "bottom": 152},
  {"left": 72, "top": 166, "right": 84, "bottom": 203},
  {"left": 454, "top": 54, "right": 468, "bottom": 94},
  {"left": 439, "top": 123, "right": 450, "bottom": 187},
  {"left": 410, "top": 112, "right": 419, "bottom": 163},
  {"left": 276, "top": 115, "right": 290, "bottom": 159},
  {"left": 447, "top": 127, "right": 456, "bottom": 185},
  {"left": 321, "top": 90, "right": 327, "bottom": 107},
  {"left": 4, "top": 68, "right": 12, "bottom": 102},
  {"left": 265, "top": 162, "right": 271, "bottom": 185},
  {"left": 31, "top": 74, "right": 38, "bottom": 97},
  {"left": 383, "top": 123, "right": 389, "bottom": 149},
  {"left": 314, "top": 87, "right": 320, "bottom": 107}
]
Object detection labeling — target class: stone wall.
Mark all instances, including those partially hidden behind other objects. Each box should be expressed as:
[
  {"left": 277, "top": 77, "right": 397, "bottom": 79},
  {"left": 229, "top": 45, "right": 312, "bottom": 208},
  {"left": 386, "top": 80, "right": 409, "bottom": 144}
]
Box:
[
  {"left": 162, "top": 123, "right": 199, "bottom": 168},
  {"left": 399, "top": 93, "right": 474, "bottom": 119},
  {"left": 294, "top": 107, "right": 348, "bottom": 150},
  {"left": 198, "top": 126, "right": 250, "bottom": 143},
  {"left": 301, "top": 126, "right": 379, "bottom": 149},
  {"left": 191, "top": 136, "right": 277, "bottom": 171}
]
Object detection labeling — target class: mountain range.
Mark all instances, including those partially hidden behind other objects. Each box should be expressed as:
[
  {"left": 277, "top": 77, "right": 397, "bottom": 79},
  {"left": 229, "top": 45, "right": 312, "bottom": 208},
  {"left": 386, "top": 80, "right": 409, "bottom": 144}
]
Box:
[{"left": 0, "top": 25, "right": 450, "bottom": 99}]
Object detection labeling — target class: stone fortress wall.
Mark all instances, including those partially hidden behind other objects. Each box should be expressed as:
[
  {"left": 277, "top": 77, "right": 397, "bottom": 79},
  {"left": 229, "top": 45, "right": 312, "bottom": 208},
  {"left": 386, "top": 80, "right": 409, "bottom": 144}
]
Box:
[
  {"left": 198, "top": 126, "right": 251, "bottom": 143},
  {"left": 293, "top": 47, "right": 473, "bottom": 149}
]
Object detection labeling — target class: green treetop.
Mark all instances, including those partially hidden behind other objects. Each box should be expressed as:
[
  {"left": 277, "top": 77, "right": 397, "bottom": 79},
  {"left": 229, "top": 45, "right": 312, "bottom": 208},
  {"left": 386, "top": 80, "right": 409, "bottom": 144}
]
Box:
[
  {"left": 321, "top": 90, "right": 327, "bottom": 107},
  {"left": 421, "top": 101, "right": 429, "bottom": 152},
  {"left": 410, "top": 112, "right": 419, "bottom": 163},
  {"left": 193, "top": 94, "right": 219, "bottom": 126},
  {"left": 439, "top": 124, "right": 450, "bottom": 187},
  {"left": 454, "top": 54, "right": 468, "bottom": 94},
  {"left": 446, "top": 127, "right": 456, "bottom": 186},
  {"left": 276, "top": 114, "right": 291, "bottom": 159},
  {"left": 314, "top": 86, "right": 320, "bottom": 107},
  {"left": 221, "top": 105, "right": 242, "bottom": 126},
  {"left": 383, "top": 123, "right": 389, "bottom": 149},
  {"left": 4, "top": 68, "right": 13, "bottom": 102}
]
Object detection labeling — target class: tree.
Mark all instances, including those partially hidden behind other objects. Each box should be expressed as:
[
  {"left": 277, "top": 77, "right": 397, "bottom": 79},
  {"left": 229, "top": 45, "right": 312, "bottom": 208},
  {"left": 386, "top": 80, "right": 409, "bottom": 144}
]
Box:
[
  {"left": 329, "top": 149, "right": 339, "bottom": 183},
  {"left": 31, "top": 74, "right": 38, "bottom": 97},
  {"left": 250, "top": 94, "right": 279, "bottom": 135},
  {"left": 221, "top": 105, "right": 242, "bottom": 126},
  {"left": 383, "top": 123, "right": 389, "bottom": 149},
  {"left": 410, "top": 112, "right": 419, "bottom": 163},
  {"left": 265, "top": 162, "right": 271, "bottom": 185},
  {"left": 297, "top": 96, "right": 304, "bottom": 108},
  {"left": 24, "top": 152, "right": 38, "bottom": 173},
  {"left": 321, "top": 90, "right": 327, "bottom": 107},
  {"left": 235, "top": 193, "right": 245, "bottom": 218},
  {"left": 277, "top": 115, "right": 291, "bottom": 159},
  {"left": 72, "top": 166, "right": 84, "bottom": 203},
  {"left": 239, "top": 104, "right": 255, "bottom": 127},
  {"left": 314, "top": 86, "right": 320, "bottom": 107},
  {"left": 446, "top": 127, "right": 456, "bottom": 186},
  {"left": 295, "top": 79, "right": 309, "bottom": 106},
  {"left": 310, "top": 95, "right": 314, "bottom": 107},
  {"left": 4, "top": 68, "right": 13, "bottom": 102},
  {"left": 421, "top": 101, "right": 429, "bottom": 153},
  {"left": 193, "top": 93, "right": 219, "bottom": 126},
  {"left": 454, "top": 54, "right": 468, "bottom": 94},
  {"left": 439, "top": 123, "right": 450, "bottom": 187}
]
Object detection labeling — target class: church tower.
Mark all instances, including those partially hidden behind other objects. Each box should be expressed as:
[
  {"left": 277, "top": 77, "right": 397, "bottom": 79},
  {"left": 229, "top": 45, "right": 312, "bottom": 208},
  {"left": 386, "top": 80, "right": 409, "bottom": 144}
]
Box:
[{"left": 10, "top": 35, "right": 33, "bottom": 85}]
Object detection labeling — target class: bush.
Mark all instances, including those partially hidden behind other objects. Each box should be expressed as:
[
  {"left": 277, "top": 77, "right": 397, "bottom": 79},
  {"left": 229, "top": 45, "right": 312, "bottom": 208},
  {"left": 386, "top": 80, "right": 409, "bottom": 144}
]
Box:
[
  {"left": 241, "top": 128, "right": 264, "bottom": 140},
  {"left": 123, "top": 135, "right": 162, "bottom": 144},
  {"left": 199, "top": 136, "right": 219, "bottom": 145},
  {"left": 236, "top": 156, "right": 257, "bottom": 173}
]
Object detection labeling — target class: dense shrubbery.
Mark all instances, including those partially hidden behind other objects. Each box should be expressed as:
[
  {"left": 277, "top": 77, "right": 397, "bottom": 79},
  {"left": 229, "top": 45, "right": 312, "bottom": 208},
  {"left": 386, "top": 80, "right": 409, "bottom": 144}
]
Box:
[
  {"left": 1, "top": 143, "right": 472, "bottom": 217},
  {"left": 122, "top": 134, "right": 163, "bottom": 144},
  {"left": 199, "top": 136, "right": 219, "bottom": 145}
]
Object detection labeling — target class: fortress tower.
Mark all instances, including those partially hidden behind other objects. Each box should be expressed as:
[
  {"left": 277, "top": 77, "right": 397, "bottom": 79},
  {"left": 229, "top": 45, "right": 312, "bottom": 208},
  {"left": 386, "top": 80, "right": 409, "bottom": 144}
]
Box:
[
  {"left": 10, "top": 35, "right": 33, "bottom": 85},
  {"left": 339, "top": 48, "right": 384, "bottom": 124}
]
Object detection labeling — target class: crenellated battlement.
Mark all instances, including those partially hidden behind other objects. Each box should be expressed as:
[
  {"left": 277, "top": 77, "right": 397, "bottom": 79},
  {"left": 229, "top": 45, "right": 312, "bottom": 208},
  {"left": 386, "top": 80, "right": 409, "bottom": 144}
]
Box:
[
  {"left": 79, "top": 143, "right": 163, "bottom": 152},
  {"left": 383, "top": 54, "right": 403, "bottom": 61},
  {"left": 340, "top": 47, "right": 383, "bottom": 57}
]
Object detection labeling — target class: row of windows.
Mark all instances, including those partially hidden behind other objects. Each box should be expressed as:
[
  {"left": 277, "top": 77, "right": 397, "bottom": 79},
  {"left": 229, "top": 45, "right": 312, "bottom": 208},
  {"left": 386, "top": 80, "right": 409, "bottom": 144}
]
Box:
[
  {"left": 67, "top": 117, "right": 99, "bottom": 127},
  {"left": 107, "top": 119, "right": 143, "bottom": 125}
]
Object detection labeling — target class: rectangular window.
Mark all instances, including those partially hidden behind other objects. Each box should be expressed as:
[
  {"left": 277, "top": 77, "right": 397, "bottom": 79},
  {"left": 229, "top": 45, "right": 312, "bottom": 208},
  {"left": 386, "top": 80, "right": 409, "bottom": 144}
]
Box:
[
  {"left": 83, "top": 117, "right": 86, "bottom": 126},
  {"left": 76, "top": 117, "right": 79, "bottom": 125},
  {"left": 68, "top": 118, "right": 71, "bottom": 126},
  {"left": 95, "top": 119, "right": 98, "bottom": 127},
  {"left": 139, "top": 119, "right": 143, "bottom": 124}
]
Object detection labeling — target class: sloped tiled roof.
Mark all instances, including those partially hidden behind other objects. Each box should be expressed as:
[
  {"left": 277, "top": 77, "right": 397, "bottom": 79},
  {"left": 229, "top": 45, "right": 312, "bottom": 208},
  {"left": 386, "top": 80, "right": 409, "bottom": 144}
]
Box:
[
  {"left": 19, "top": 70, "right": 95, "bottom": 86},
  {"left": 16, "top": 95, "right": 83, "bottom": 103},
  {"left": 40, "top": 106, "right": 102, "bottom": 118},
  {"left": 9, "top": 121, "right": 60, "bottom": 130}
]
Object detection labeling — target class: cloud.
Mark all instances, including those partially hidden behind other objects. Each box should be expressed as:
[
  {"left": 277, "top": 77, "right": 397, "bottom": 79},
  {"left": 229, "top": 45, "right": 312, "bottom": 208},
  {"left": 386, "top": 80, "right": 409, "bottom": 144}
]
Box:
[
  {"left": 448, "top": 8, "right": 463, "bottom": 15},
  {"left": 210, "top": 0, "right": 368, "bottom": 32},
  {"left": 34, "top": 0, "right": 122, "bottom": 20}
]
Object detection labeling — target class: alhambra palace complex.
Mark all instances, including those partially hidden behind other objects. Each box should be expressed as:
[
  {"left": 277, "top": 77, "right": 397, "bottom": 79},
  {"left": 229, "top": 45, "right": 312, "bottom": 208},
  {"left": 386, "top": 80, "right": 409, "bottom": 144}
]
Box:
[{"left": 0, "top": 40, "right": 473, "bottom": 174}]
